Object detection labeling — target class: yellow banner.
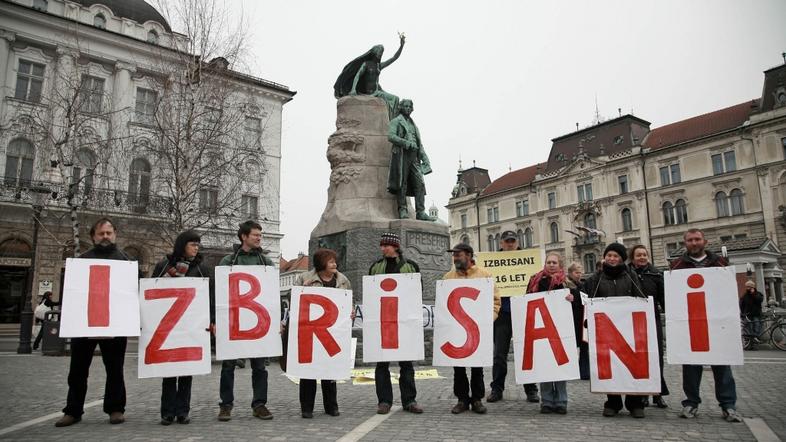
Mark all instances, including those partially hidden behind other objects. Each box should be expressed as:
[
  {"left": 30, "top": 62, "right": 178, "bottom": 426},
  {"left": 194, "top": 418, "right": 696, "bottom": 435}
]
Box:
[{"left": 476, "top": 249, "right": 543, "bottom": 297}]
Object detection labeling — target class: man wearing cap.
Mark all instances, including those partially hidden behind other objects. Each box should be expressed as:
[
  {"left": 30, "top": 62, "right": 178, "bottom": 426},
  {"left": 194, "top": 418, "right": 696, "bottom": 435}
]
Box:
[
  {"left": 368, "top": 232, "right": 424, "bottom": 414},
  {"left": 487, "top": 231, "right": 539, "bottom": 403},
  {"left": 443, "top": 243, "right": 501, "bottom": 414},
  {"left": 740, "top": 280, "right": 764, "bottom": 349}
]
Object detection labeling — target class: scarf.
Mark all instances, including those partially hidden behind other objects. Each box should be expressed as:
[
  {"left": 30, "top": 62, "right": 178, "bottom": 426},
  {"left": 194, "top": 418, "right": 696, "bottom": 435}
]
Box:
[{"left": 527, "top": 265, "right": 566, "bottom": 293}]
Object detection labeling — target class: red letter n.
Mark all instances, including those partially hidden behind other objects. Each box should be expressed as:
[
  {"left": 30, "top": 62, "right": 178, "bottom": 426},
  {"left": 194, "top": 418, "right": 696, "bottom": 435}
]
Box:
[{"left": 594, "top": 312, "right": 649, "bottom": 380}]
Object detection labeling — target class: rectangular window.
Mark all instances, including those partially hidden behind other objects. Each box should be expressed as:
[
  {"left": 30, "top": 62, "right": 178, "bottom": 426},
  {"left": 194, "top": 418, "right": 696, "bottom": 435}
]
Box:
[
  {"left": 719, "top": 235, "right": 732, "bottom": 243},
  {"left": 712, "top": 151, "right": 737, "bottom": 175},
  {"left": 205, "top": 106, "right": 222, "bottom": 128},
  {"left": 577, "top": 185, "right": 585, "bottom": 203},
  {"left": 241, "top": 194, "right": 258, "bottom": 219},
  {"left": 782, "top": 138, "right": 786, "bottom": 160},
  {"left": 14, "top": 60, "right": 45, "bottom": 102},
  {"left": 460, "top": 214, "right": 467, "bottom": 229},
  {"left": 487, "top": 208, "right": 493, "bottom": 223},
  {"left": 244, "top": 116, "right": 262, "bottom": 146},
  {"left": 492, "top": 207, "right": 499, "bottom": 222},
  {"left": 547, "top": 192, "right": 556, "bottom": 209},
  {"left": 723, "top": 151, "right": 736, "bottom": 172},
  {"left": 712, "top": 154, "right": 723, "bottom": 175},
  {"left": 199, "top": 188, "right": 218, "bottom": 214},
  {"left": 135, "top": 88, "right": 157, "bottom": 122},
  {"left": 670, "top": 164, "right": 681, "bottom": 184},
  {"left": 735, "top": 233, "right": 747, "bottom": 240},
  {"left": 618, "top": 175, "right": 628, "bottom": 194},
  {"left": 515, "top": 201, "right": 522, "bottom": 217},
  {"left": 666, "top": 242, "right": 679, "bottom": 258},
  {"left": 80, "top": 76, "right": 105, "bottom": 113},
  {"left": 577, "top": 183, "right": 592, "bottom": 202},
  {"left": 659, "top": 166, "right": 670, "bottom": 186},
  {"left": 522, "top": 199, "right": 529, "bottom": 216}
]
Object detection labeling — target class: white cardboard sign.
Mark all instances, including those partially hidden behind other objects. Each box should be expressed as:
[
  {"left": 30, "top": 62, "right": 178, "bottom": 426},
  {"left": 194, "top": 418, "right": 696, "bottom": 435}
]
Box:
[
  {"left": 286, "top": 286, "right": 353, "bottom": 380},
  {"left": 362, "top": 274, "right": 425, "bottom": 362},
  {"left": 587, "top": 296, "right": 660, "bottom": 394},
  {"left": 214, "top": 265, "right": 281, "bottom": 360},
  {"left": 511, "top": 289, "right": 579, "bottom": 384},
  {"left": 432, "top": 278, "right": 494, "bottom": 367},
  {"left": 60, "top": 258, "right": 140, "bottom": 337},
  {"left": 665, "top": 267, "right": 744, "bottom": 365},
  {"left": 138, "top": 278, "right": 211, "bottom": 378}
]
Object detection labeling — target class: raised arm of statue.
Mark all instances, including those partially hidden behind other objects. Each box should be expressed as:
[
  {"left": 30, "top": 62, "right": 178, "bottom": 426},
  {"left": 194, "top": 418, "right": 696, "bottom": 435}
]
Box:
[
  {"left": 350, "top": 62, "right": 366, "bottom": 95},
  {"left": 380, "top": 35, "right": 405, "bottom": 70}
]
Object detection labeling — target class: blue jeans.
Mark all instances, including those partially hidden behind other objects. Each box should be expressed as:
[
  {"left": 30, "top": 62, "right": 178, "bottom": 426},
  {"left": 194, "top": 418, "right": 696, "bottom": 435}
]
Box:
[
  {"left": 220, "top": 358, "right": 268, "bottom": 409},
  {"left": 540, "top": 381, "right": 567, "bottom": 408},
  {"left": 681, "top": 365, "right": 736, "bottom": 410}
]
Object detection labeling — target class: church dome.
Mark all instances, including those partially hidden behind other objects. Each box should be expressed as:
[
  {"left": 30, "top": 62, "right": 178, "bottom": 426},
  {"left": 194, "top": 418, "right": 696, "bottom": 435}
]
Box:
[{"left": 71, "top": 0, "right": 171, "bottom": 32}]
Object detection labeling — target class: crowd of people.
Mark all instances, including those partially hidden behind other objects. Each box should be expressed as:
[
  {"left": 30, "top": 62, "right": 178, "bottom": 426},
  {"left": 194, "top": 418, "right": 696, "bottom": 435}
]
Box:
[{"left": 51, "top": 218, "right": 746, "bottom": 427}]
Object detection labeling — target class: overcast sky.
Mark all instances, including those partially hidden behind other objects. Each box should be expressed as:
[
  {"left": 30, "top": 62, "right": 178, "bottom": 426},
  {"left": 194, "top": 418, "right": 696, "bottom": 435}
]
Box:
[{"left": 233, "top": 0, "right": 785, "bottom": 259}]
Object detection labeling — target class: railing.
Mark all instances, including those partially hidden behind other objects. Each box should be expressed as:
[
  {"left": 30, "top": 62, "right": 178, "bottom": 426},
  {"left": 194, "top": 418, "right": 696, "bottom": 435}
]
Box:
[{"left": 0, "top": 177, "right": 174, "bottom": 217}]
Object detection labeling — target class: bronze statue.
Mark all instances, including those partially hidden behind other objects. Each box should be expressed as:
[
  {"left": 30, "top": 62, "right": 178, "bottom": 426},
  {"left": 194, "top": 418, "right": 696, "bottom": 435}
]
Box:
[
  {"left": 333, "top": 34, "right": 405, "bottom": 119},
  {"left": 387, "top": 99, "right": 435, "bottom": 221}
]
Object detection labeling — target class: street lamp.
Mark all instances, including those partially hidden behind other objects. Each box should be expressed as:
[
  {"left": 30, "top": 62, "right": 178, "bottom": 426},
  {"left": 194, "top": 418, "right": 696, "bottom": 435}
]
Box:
[{"left": 17, "top": 184, "right": 51, "bottom": 354}]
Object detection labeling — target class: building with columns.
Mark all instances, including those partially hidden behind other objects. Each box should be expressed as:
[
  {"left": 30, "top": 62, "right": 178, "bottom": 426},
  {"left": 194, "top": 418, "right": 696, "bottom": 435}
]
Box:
[
  {"left": 0, "top": 0, "right": 294, "bottom": 325},
  {"left": 447, "top": 61, "right": 786, "bottom": 305}
]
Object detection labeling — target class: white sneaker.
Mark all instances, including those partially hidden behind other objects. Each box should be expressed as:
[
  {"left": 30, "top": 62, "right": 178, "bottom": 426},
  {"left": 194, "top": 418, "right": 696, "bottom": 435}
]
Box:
[
  {"left": 679, "top": 405, "right": 698, "bottom": 418},
  {"left": 722, "top": 408, "right": 743, "bottom": 423}
]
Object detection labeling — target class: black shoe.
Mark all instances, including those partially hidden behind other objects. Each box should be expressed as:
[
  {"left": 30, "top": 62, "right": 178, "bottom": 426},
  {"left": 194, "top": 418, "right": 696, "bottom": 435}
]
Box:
[
  {"left": 603, "top": 407, "right": 618, "bottom": 417},
  {"left": 653, "top": 396, "right": 668, "bottom": 409},
  {"left": 160, "top": 416, "right": 174, "bottom": 426},
  {"left": 176, "top": 415, "right": 190, "bottom": 424},
  {"left": 554, "top": 406, "right": 567, "bottom": 415},
  {"left": 301, "top": 411, "right": 313, "bottom": 419},
  {"left": 486, "top": 391, "right": 502, "bottom": 403},
  {"left": 631, "top": 408, "right": 645, "bottom": 418},
  {"left": 642, "top": 397, "right": 650, "bottom": 407},
  {"left": 326, "top": 409, "right": 340, "bottom": 417},
  {"left": 470, "top": 400, "right": 487, "bottom": 414},
  {"left": 540, "top": 405, "right": 553, "bottom": 414},
  {"left": 526, "top": 391, "right": 540, "bottom": 403}
]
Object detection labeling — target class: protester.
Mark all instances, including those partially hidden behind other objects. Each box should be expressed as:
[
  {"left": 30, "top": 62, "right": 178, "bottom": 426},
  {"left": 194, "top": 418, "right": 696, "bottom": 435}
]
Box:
[
  {"left": 565, "top": 263, "right": 589, "bottom": 380},
  {"left": 33, "top": 291, "right": 59, "bottom": 350},
  {"left": 670, "top": 228, "right": 743, "bottom": 422},
  {"left": 487, "top": 230, "right": 539, "bottom": 403},
  {"left": 628, "top": 245, "right": 669, "bottom": 408},
  {"left": 585, "top": 242, "right": 647, "bottom": 418},
  {"left": 527, "top": 253, "right": 574, "bottom": 414},
  {"left": 217, "top": 220, "right": 275, "bottom": 422},
  {"left": 740, "top": 280, "right": 764, "bottom": 350},
  {"left": 152, "top": 230, "right": 213, "bottom": 425},
  {"left": 293, "top": 248, "right": 351, "bottom": 419},
  {"left": 56, "top": 218, "right": 132, "bottom": 427},
  {"left": 368, "top": 233, "right": 424, "bottom": 414},
  {"left": 443, "top": 243, "right": 501, "bottom": 415}
]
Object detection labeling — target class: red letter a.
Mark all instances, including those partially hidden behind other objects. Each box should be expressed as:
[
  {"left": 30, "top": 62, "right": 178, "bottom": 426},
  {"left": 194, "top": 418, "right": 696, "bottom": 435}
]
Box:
[
  {"left": 298, "top": 294, "right": 341, "bottom": 363},
  {"left": 228, "top": 272, "right": 270, "bottom": 340},
  {"left": 522, "top": 298, "right": 569, "bottom": 370},
  {"left": 440, "top": 287, "right": 481, "bottom": 359},
  {"left": 594, "top": 312, "right": 649, "bottom": 380}
]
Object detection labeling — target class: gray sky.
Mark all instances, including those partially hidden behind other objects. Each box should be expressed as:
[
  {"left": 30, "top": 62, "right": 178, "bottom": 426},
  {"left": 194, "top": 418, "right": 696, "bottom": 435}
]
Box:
[{"left": 235, "top": 0, "right": 786, "bottom": 259}]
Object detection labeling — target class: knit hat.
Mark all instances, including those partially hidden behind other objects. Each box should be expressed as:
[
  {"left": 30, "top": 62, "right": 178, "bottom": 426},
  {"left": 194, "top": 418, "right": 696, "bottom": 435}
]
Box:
[
  {"left": 604, "top": 242, "right": 627, "bottom": 262},
  {"left": 380, "top": 233, "right": 401, "bottom": 248},
  {"left": 745, "top": 280, "right": 756, "bottom": 288}
]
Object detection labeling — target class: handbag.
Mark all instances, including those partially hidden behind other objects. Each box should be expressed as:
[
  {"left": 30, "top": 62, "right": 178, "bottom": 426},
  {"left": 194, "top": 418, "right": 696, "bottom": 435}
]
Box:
[{"left": 34, "top": 303, "right": 51, "bottom": 321}]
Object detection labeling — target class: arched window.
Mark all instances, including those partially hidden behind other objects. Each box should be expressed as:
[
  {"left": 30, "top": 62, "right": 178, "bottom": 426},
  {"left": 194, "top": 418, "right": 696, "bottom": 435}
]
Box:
[
  {"left": 715, "top": 191, "right": 729, "bottom": 217},
  {"left": 524, "top": 227, "right": 534, "bottom": 248},
  {"left": 94, "top": 13, "right": 106, "bottom": 28},
  {"left": 662, "top": 201, "right": 675, "bottom": 225},
  {"left": 487, "top": 235, "right": 494, "bottom": 252},
  {"left": 72, "top": 148, "right": 97, "bottom": 194},
  {"left": 584, "top": 213, "right": 596, "bottom": 230},
  {"left": 460, "top": 234, "right": 470, "bottom": 245},
  {"left": 128, "top": 157, "right": 151, "bottom": 210},
  {"left": 516, "top": 229, "right": 524, "bottom": 246},
  {"left": 147, "top": 30, "right": 159, "bottom": 44},
  {"left": 4, "top": 138, "right": 34, "bottom": 186},
  {"left": 550, "top": 222, "right": 559, "bottom": 243},
  {"left": 675, "top": 199, "right": 688, "bottom": 224},
  {"left": 729, "top": 189, "right": 744, "bottom": 216},
  {"left": 621, "top": 208, "right": 633, "bottom": 232},
  {"left": 494, "top": 233, "right": 501, "bottom": 251},
  {"left": 583, "top": 253, "right": 596, "bottom": 275}
]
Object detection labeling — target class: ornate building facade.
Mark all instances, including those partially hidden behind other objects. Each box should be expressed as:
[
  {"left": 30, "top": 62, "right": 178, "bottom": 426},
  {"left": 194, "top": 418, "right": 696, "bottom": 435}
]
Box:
[
  {"left": 447, "top": 62, "right": 786, "bottom": 305},
  {"left": 0, "top": 0, "right": 294, "bottom": 324}
]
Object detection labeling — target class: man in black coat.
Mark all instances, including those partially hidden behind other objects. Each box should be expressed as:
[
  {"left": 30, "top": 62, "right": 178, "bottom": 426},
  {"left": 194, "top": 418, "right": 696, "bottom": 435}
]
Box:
[
  {"left": 56, "top": 218, "right": 133, "bottom": 427},
  {"left": 739, "top": 280, "right": 764, "bottom": 349}
]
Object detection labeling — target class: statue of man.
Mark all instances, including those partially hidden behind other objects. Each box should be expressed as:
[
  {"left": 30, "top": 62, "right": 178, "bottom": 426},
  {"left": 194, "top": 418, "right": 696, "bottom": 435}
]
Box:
[
  {"left": 387, "top": 99, "right": 435, "bottom": 221},
  {"left": 333, "top": 35, "right": 405, "bottom": 119}
]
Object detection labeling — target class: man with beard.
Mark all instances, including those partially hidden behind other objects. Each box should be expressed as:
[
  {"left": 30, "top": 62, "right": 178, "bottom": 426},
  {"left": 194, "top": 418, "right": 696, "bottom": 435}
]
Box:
[
  {"left": 56, "top": 218, "right": 134, "bottom": 427},
  {"left": 487, "top": 231, "right": 539, "bottom": 403},
  {"left": 670, "top": 228, "right": 743, "bottom": 423},
  {"left": 443, "top": 243, "right": 501, "bottom": 414}
]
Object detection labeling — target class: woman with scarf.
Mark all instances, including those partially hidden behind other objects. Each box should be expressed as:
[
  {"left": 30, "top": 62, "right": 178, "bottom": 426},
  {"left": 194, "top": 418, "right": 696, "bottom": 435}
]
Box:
[
  {"left": 151, "top": 230, "right": 213, "bottom": 425},
  {"left": 628, "top": 245, "right": 669, "bottom": 408},
  {"left": 526, "top": 252, "right": 574, "bottom": 414},
  {"left": 584, "top": 243, "right": 647, "bottom": 418}
]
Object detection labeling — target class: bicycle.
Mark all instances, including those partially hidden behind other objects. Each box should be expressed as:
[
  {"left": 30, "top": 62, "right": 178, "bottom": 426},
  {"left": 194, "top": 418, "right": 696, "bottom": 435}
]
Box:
[{"left": 741, "top": 309, "right": 786, "bottom": 351}]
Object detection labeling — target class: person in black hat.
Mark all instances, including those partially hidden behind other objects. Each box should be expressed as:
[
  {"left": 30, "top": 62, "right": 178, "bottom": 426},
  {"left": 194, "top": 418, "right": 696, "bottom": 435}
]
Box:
[
  {"left": 584, "top": 242, "right": 648, "bottom": 419},
  {"left": 367, "top": 233, "right": 424, "bottom": 415},
  {"left": 487, "top": 230, "right": 539, "bottom": 404}
]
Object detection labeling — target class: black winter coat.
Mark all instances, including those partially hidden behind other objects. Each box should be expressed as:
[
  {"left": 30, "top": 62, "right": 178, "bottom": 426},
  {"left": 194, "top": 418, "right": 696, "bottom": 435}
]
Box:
[
  {"left": 629, "top": 263, "right": 665, "bottom": 312},
  {"left": 739, "top": 290, "right": 764, "bottom": 318},
  {"left": 584, "top": 263, "right": 645, "bottom": 299},
  {"left": 151, "top": 254, "right": 216, "bottom": 323}
]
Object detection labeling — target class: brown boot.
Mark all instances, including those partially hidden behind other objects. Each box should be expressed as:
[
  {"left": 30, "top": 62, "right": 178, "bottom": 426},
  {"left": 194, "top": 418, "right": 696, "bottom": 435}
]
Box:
[
  {"left": 109, "top": 412, "right": 125, "bottom": 424},
  {"left": 253, "top": 405, "right": 273, "bottom": 420},
  {"left": 218, "top": 405, "right": 232, "bottom": 422},
  {"left": 54, "top": 414, "right": 80, "bottom": 427}
]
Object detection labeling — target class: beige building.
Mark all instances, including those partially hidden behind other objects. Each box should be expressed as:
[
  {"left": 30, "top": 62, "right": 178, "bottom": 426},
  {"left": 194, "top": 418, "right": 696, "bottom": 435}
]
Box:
[
  {"left": 447, "top": 62, "right": 786, "bottom": 305},
  {"left": 0, "top": 0, "right": 294, "bottom": 326}
]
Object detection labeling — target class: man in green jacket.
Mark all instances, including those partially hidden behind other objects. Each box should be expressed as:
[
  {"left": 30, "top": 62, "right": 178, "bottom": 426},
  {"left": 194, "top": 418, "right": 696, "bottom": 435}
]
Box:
[
  {"left": 368, "top": 232, "right": 424, "bottom": 415},
  {"left": 217, "top": 220, "right": 274, "bottom": 422}
]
